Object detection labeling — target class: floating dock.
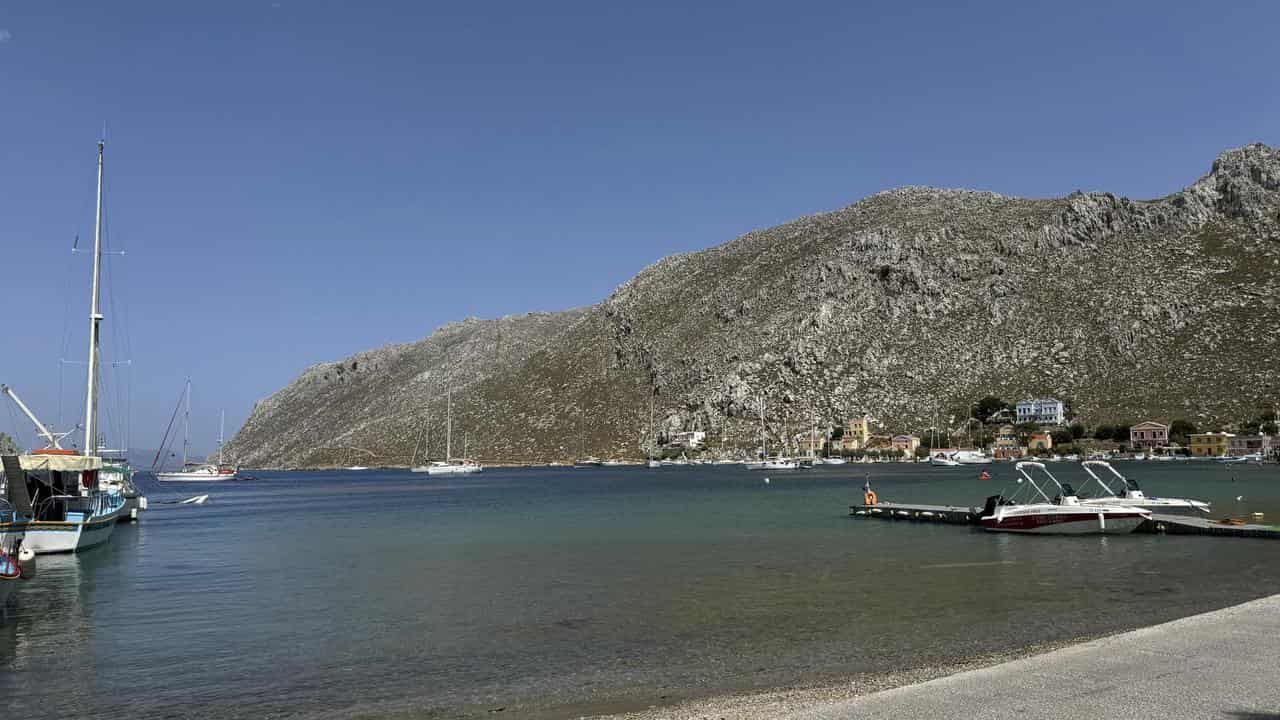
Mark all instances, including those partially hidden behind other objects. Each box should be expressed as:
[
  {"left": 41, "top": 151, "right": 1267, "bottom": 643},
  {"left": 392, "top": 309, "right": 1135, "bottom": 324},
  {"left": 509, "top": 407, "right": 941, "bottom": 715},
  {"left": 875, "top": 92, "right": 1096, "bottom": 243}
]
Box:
[{"left": 849, "top": 502, "right": 1280, "bottom": 539}]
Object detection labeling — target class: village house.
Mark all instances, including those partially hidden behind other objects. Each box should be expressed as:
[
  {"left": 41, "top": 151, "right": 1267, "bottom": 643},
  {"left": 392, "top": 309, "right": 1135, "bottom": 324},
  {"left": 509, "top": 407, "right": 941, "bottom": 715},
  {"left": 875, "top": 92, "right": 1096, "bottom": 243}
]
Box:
[
  {"left": 1028, "top": 431, "right": 1053, "bottom": 452},
  {"left": 1227, "top": 434, "right": 1274, "bottom": 457},
  {"left": 1129, "top": 421, "right": 1169, "bottom": 450},
  {"left": 890, "top": 434, "right": 920, "bottom": 456},
  {"left": 992, "top": 424, "right": 1024, "bottom": 459},
  {"left": 1016, "top": 398, "right": 1066, "bottom": 425},
  {"left": 843, "top": 414, "right": 871, "bottom": 450},
  {"left": 668, "top": 431, "right": 706, "bottom": 449},
  {"left": 1190, "top": 432, "right": 1233, "bottom": 457}
]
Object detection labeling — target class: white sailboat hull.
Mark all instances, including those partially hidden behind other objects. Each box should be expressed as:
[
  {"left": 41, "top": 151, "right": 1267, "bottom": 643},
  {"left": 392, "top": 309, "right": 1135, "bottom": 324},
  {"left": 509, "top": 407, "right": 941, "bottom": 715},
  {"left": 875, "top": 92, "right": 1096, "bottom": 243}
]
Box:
[
  {"left": 413, "top": 462, "right": 483, "bottom": 475},
  {"left": 155, "top": 472, "right": 237, "bottom": 482}
]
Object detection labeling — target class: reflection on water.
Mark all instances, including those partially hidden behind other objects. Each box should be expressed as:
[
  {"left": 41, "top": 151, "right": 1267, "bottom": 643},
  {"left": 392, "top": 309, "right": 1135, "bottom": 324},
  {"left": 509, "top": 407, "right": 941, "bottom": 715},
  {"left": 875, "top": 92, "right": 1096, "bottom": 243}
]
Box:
[{"left": 0, "top": 463, "right": 1278, "bottom": 719}]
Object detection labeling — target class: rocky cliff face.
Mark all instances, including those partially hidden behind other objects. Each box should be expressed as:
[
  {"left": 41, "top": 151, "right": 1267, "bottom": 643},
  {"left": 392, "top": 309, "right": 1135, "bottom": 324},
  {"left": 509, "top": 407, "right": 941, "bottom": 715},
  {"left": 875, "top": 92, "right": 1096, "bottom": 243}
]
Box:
[{"left": 225, "top": 144, "right": 1280, "bottom": 467}]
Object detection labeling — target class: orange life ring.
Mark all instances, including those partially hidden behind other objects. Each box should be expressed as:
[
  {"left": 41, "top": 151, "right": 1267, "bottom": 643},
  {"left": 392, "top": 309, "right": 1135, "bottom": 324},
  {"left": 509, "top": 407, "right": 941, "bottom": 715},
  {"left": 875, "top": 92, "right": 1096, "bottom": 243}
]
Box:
[
  {"left": 863, "top": 490, "right": 878, "bottom": 505},
  {"left": 980, "top": 471, "right": 991, "bottom": 481}
]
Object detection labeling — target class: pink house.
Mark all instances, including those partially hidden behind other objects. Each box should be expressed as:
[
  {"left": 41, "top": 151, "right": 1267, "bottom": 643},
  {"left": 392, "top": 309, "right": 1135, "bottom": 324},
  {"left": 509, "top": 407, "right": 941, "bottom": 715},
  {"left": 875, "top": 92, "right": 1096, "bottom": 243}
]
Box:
[{"left": 1129, "top": 421, "right": 1169, "bottom": 450}]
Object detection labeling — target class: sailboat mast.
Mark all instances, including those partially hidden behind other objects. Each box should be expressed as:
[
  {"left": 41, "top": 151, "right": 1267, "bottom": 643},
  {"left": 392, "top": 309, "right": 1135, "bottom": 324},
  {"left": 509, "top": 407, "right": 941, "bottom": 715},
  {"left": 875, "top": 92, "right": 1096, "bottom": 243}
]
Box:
[
  {"left": 182, "top": 380, "right": 191, "bottom": 466},
  {"left": 446, "top": 391, "right": 452, "bottom": 462},
  {"left": 82, "top": 140, "right": 105, "bottom": 457},
  {"left": 218, "top": 410, "right": 225, "bottom": 466},
  {"left": 759, "top": 395, "right": 767, "bottom": 459}
]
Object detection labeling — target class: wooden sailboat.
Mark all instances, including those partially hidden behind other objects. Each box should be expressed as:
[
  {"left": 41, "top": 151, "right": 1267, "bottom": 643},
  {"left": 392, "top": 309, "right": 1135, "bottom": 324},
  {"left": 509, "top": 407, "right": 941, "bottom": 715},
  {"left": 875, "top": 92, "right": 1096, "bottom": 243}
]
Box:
[{"left": 1, "top": 140, "right": 129, "bottom": 553}]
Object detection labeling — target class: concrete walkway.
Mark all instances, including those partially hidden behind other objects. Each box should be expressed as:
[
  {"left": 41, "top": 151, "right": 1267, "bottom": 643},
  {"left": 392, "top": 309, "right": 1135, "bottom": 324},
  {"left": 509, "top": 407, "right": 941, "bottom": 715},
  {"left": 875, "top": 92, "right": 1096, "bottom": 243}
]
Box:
[{"left": 791, "top": 594, "right": 1280, "bottom": 720}]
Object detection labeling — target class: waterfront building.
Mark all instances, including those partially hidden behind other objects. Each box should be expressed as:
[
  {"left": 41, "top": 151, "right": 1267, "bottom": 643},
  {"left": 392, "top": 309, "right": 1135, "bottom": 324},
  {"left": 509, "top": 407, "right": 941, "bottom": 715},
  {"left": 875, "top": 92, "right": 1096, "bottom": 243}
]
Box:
[
  {"left": 668, "top": 431, "right": 706, "bottom": 449},
  {"left": 844, "top": 414, "right": 871, "bottom": 450},
  {"left": 1015, "top": 398, "right": 1065, "bottom": 425},
  {"left": 1129, "top": 421, "right": 1170, "bottom": 450},
  {"left": 1227, "top": 434, "right": 1272, "bottom": 457},
  {"left": 890, "top": 434, "right": 920, "bottom": 456},
  {"left": 993, "top": 424, "right": 1023, "bottom": 459},
  {"left": 1028, "top": 432, "right": 1053, "bottom": 452},
  {"left": 1190, "top": 432, "right": 1233, "bottom": 457}
]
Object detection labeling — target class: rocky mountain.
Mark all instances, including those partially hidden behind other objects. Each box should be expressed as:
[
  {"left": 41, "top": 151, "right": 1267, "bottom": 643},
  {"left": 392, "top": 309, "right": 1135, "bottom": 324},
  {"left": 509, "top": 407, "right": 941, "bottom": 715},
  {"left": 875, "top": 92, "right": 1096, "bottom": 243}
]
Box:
[{"left": 225, "top": 144, "right": 1280, "bottom": 468}]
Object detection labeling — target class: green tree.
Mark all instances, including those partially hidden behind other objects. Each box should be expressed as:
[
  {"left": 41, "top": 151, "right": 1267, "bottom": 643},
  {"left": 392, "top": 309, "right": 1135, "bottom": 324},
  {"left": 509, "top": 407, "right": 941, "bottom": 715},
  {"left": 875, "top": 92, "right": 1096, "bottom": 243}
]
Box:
[
  {"left": 1111, "top": 424, "right": 1133, "bottom": 443},
  {"left": 975, "top": 396, "right": 1008, "bottom": 422},
  {"left": 0, "top": 431, "right": 20, "bottom": 455},
  {"left": 1170, "top": 419, "right": 1196, "bottom": 445},
  {"left": 1093, "top": 424, "right": 1114, "bottom": 441},
  {"left": 1050, "top": 427, "right": 1073, "bottom": 445},
  {"left": 1069, "top": 423, "right": 1085, "bottom": 439}
]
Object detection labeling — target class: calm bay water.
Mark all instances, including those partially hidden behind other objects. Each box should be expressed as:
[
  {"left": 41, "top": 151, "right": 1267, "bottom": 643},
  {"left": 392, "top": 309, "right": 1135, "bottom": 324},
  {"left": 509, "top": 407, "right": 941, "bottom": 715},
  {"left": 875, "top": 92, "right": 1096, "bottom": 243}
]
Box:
[{"left": 3, "top": 461, "right": 1280, "bottom": 718}]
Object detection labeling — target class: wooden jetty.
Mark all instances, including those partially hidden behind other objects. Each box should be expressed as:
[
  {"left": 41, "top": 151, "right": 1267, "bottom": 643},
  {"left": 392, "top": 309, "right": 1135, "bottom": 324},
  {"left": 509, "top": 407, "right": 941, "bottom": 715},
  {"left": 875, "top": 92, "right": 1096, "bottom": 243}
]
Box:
[
  {"left": 848, "top": 502, "right": 980, "bottom": 525},
  {"left": 849, "top": 502, "right": 1280, "bottom": 539}
]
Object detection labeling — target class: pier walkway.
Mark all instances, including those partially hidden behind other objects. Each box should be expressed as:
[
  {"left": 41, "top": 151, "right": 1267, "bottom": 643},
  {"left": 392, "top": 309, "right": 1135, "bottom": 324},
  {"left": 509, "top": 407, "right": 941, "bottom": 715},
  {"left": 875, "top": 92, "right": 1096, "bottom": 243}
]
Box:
[
  {"left": 850, "top": 501, "right": 1280, "bottom": 538},
  {"left": 786, "top": 593, "right": 1280, "bottom": 720}
]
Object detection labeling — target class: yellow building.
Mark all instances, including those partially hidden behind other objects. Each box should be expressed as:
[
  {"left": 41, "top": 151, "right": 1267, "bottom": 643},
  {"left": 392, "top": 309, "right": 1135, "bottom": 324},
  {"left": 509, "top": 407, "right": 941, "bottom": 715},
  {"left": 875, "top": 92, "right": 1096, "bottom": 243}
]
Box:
[
  {"left": 1190, "top": 432, "right": 1233, "bottom": 457},
  {"left": 844, "top": 414, "right": 871, "bottom": 450}
]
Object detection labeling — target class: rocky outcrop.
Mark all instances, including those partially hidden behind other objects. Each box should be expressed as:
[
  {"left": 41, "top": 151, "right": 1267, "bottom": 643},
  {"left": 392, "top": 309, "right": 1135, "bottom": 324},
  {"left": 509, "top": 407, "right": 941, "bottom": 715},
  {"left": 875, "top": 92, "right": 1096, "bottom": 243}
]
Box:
[{"left": 225, "top": 144, "right": 1280, "bottom": 467}]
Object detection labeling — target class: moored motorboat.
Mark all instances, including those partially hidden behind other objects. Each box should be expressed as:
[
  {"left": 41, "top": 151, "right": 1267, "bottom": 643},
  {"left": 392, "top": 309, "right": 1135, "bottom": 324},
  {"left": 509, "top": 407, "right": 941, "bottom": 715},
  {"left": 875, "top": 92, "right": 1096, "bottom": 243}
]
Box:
[
  {"left": 929, "top": 452, "right": 960, "bottom": 467},
  {"left": 980, "top": 461, "right": 1149, "bottom": 535},
  {"left": 1076, "top": 460, "right": 1210, "bottom": 516}
]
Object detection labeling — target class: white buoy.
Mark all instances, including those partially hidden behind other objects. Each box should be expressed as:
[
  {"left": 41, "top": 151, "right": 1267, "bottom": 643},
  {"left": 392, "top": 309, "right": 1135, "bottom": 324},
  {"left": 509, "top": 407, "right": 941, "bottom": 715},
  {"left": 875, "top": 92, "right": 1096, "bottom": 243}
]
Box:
[
  {"left": 764, "top": 478, "right": 770, "bottom": 484},
  {"left": 17, "top": 546, "right": 36, "bottom": 579},
  {"left": 1237, "top": 495, "right": 1244, "bottom": 501}
]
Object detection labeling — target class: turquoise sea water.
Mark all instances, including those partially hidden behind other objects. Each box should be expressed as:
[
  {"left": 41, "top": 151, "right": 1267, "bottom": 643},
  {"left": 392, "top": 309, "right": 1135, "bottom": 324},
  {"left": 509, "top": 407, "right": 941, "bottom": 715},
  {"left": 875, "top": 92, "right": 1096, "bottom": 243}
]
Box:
[{"left": 2, "top": 461, "right": 1279, "bottom": 718}]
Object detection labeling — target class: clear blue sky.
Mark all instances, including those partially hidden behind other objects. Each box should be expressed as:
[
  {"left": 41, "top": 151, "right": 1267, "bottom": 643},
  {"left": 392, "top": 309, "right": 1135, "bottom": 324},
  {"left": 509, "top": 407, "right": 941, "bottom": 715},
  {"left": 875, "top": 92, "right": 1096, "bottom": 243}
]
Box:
[{"left": 1, "top": 0, "right": 1277, "bottom": 455}]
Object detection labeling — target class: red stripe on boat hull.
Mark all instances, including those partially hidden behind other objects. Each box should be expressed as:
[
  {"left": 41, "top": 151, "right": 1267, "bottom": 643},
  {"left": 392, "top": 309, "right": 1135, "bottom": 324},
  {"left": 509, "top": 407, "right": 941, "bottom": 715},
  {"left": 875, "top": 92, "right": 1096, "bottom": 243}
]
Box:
[{"left": 981, "top": 512, "right": 1146, "bottom": 535}]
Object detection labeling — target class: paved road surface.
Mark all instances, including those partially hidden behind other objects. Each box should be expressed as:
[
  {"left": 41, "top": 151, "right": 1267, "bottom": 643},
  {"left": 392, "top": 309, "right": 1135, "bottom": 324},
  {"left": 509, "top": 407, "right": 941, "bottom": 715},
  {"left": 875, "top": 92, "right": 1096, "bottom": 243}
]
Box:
[{"left": 790, "top": 594, "right": 1280, "bottom": 720}]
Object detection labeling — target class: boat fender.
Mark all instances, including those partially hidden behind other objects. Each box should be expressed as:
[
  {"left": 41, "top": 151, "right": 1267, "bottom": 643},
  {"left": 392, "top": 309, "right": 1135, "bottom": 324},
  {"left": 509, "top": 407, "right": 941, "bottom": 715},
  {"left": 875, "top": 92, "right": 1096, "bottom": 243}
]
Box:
[
  {"left": 863, "top": 490, "right": 878, "bottom": 506},
  {"left": 17, "top": 546, "right": 36, "bottom": 579}
]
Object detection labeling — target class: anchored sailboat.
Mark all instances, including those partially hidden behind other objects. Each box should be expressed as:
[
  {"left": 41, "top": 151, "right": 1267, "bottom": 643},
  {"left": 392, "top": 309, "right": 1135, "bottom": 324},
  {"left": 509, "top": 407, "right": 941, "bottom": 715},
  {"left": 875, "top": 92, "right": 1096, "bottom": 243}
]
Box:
[
  {"left": 154, "top": 384, "right": 239, "bottom": 481},
  {"left": 1, "top": 140, "right": 128, "bottom": 554},
  {"left": 745, "top": 396, "right": 797, "bottom": 470},
  {"left": 413, "top": 392, "right": 482, "bottom": 475}
]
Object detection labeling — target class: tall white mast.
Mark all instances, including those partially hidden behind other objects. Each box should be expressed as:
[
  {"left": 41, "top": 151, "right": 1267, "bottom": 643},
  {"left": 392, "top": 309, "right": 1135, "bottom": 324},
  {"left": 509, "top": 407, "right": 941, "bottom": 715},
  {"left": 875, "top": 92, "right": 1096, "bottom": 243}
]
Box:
[
  {"left": 218, "top": 410, "right": 225, "bottom": 466},
  {"left": 83, "top": 140, "right": 105, "bottom": 456},
  {"left": 446, "top": 391, "right": 452, "bottom": 462},
  {"left": 759, "top": 395, "right": 767, "bottom": 459},
  {"left": 182, "top": 380, "right": 191, "bottom": 466}
]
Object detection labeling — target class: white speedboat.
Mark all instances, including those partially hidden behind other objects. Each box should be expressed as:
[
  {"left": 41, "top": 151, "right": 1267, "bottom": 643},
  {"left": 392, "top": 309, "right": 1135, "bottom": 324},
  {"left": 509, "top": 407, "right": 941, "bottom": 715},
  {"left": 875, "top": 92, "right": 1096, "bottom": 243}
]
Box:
[
  {"left": 345, "top": 466, "right": 370, "bottom": 471},
  {"left": 1077, "top": 460, "right": 1210, "bottom": 516},
  {"left": 979, "top": 461, "right": 1149, "bottom": 535},
  {"left": 929, "top": 452, "right": 960, "bottom": 467},
  {"left": 817, "top": 456, "right": 848, "bottom": 465},
  {"left": 646, "top": 459, "right": 662, "bottom": 468},
  {"left": 1220, "top": 453, "right": 1263, "bottom": 464}
]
